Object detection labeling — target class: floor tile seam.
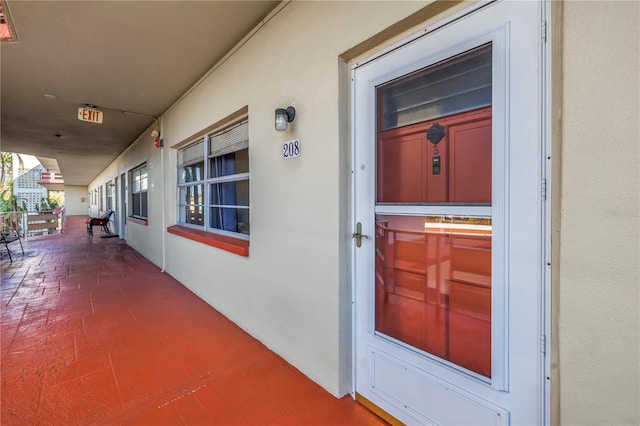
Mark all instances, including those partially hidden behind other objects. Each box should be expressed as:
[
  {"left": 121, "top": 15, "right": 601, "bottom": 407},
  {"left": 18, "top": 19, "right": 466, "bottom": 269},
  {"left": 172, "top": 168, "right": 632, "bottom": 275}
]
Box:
[
  {"left": 4, "top": 265, "right": 30, "bottom": 307},
  {"left": 171, "top": 402, "right": 190, "bottom": 426},
  {"left": 107, "top": 351, "right": 126, "bottom": 412},
  {"left": 2, "top": 270, "right": 16, "bottom": 279},
  {"left": 4, "top": 303, "right": 29, "bottom": 355},
  {"left": 73, "top": 334, "right": 79, "bottom": 362},
  {"left": 102, "top": 369, "right": 218, "bottom": 425},
  {"left": 35, "top": 361, "right": 109, "bottom": 388},
  {"left": 36, "top": 370, "right": 46, "bottom": 418},
  {"left": 185, "top": 367, "right": 220, "bottom": 423},
  {"left": 4, "top": 328, "right": 76, "bottom": 351}
]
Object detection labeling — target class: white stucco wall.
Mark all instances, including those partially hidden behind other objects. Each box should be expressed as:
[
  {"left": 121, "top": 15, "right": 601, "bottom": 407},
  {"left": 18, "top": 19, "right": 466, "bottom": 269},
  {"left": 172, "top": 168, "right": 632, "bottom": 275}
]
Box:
[
  {"left": 89, "top": 126, "right": 165, "bottom": 266},
  {"left": 560, "top": 2, "right": 639, "bottom": 424},
  {"left": 63, "top": 185, "right": 89, "bottom": 216},
  {"left": 160, "top": 1, "right": 432, "bottom": 396}
]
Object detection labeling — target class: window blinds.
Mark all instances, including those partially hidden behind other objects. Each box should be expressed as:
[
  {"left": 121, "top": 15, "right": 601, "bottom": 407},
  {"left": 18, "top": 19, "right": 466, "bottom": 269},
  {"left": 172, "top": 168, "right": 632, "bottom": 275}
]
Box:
[{"left": 209, "top": 121, "right": 248, "bottom": 156}]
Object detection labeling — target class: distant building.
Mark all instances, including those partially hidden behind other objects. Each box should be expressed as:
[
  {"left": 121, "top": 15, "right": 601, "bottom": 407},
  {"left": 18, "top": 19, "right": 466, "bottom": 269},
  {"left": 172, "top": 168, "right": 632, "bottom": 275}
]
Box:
[
  {"left": 12, "top": 154, "right": 46, "bottom": 212},
  {"left": 11, "top": 153, "right": 64, "bottom": 212}
]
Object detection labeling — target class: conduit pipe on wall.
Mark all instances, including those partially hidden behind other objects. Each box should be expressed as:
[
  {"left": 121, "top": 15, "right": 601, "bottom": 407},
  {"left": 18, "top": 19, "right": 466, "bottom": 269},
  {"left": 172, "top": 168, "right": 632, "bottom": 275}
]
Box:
[{"left": 160, "top": 119, "right": 166, "bottom": 273}]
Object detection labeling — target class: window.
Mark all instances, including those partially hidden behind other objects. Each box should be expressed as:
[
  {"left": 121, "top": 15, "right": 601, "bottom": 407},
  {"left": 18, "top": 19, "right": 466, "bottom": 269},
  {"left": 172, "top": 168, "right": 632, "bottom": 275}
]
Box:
[
  {"left": 106, "top": 180, "right": 113, "bottom": 211},
  {"left": 177, "top": 119, "right": 249, "bottom": 238},
  {"left": 130, "top": 164, "right": 148, "bottom": 219}
]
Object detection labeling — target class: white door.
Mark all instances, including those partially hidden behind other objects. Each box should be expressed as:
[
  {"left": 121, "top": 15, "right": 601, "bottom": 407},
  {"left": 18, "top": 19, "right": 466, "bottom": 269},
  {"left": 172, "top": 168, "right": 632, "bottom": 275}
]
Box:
[
  {"left": 353, "top": 2, "right": 548, "bottom": 424},
  {"left": 112, "top": 177, "right": 119, "bottom": 234},
  {"left": 120, "top": 172, "right": 126, "bottom": 238}
]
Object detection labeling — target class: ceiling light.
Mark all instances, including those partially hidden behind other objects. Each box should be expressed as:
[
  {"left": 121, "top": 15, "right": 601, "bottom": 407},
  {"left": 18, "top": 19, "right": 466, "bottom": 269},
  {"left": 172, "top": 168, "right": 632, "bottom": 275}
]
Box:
[{"left": 43, "top": 94, "right": 57, "bottom": 100}]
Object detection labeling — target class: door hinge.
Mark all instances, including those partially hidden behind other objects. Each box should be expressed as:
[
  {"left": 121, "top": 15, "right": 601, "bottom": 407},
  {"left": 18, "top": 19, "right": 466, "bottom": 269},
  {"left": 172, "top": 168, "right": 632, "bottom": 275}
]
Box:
[
  {"left": 541, "top": 179, "right": 547, "bottom": 201},
  {"left": 540, "top": 335, "right": 547, "bottom": 355},
  {"left": 541, "top": 20, "right": 547, "bottom": 43}
]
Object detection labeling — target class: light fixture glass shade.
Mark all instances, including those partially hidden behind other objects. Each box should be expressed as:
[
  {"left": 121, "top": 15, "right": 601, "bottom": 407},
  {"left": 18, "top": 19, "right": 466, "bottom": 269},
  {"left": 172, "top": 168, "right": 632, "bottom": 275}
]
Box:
[{"left": 275, "top": 108, "right": 288, "bottom": 131}]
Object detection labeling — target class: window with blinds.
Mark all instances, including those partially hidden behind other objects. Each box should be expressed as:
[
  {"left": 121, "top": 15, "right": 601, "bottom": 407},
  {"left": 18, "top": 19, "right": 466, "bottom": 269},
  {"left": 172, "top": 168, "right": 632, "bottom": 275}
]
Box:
[
  {"left": 177, "top": 119, "right": 249, "bottom": 238},
  {"left": 130, "top": 164, "right": 148, "bottom": 218}
]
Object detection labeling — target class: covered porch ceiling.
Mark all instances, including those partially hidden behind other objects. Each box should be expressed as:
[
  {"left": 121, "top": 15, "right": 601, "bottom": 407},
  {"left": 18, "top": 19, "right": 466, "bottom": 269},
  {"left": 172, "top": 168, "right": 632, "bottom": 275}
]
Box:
[{"left": 1, "top": 0, "right": 280, "bottom": 186}]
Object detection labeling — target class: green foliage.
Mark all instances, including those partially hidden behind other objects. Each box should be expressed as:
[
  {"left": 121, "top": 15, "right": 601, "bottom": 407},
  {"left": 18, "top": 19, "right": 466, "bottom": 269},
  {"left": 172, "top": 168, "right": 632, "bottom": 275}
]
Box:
[
  {"left": 0, "top": 185, "right": 27, "bottom": 212},
  {"left": 0, "top": 152, "right": 13, "bottom": 192},
  {"left": 48, "top": 191, "right": 65, "bottom": 207},
  {"left": 37, "top": 196, "right": 60, "bottom": 212}
]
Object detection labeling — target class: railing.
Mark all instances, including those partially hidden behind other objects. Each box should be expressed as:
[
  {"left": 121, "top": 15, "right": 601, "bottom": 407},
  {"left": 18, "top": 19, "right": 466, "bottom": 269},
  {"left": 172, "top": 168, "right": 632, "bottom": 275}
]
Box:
[
  {"left": 0, "top": 208, "right": 66, "bottom": 237},
  {"left": 27, "top": 212, "right": 59, "bottom": 235},
  {"left": 0, "top": 211, "right": 27, "bottom": 237},
  {"left": 57, "top": 206, "right": 66, "bottom": 232}
]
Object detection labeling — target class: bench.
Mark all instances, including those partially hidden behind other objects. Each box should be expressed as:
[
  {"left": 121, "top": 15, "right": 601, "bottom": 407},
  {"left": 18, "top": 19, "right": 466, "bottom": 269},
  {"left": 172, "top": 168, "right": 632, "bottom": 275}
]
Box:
[{"left": 86, "top": 209, "right": 114, "bottom": 237}]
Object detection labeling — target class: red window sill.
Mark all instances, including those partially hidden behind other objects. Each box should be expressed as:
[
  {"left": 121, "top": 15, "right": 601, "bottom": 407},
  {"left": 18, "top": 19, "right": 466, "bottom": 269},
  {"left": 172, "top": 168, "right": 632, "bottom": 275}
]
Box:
[
  {"left": 128, "top": 216, "right": 148, "bottom": 226},
  {"left": 167, "top": 225, "right": 249, "bottom": 257}
]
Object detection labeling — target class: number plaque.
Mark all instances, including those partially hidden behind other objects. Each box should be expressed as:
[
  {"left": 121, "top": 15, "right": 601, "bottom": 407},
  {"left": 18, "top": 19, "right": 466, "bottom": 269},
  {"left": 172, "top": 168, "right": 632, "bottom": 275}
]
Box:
[{"left": 283, "top": 139, "right": 301, "bottom": 159}]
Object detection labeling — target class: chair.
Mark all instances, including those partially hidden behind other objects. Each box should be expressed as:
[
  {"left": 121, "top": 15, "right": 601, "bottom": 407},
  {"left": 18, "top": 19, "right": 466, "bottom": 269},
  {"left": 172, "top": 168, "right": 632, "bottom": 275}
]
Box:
[
  {"left": 86, "top": 209, "right": 114, "bottom": 237},
  {"left": 1, "top": 213, "right": 24, "bottom": 262}
]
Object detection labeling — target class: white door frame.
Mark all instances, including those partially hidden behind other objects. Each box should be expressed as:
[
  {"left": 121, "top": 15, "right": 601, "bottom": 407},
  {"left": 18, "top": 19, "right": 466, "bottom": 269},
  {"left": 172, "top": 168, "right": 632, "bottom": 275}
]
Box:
[
  {"left": 350, "top": 1, "right": 552, "bottom": 424},
  {"left": 119, "top": 171, "right": 127, "bottom": 239}
]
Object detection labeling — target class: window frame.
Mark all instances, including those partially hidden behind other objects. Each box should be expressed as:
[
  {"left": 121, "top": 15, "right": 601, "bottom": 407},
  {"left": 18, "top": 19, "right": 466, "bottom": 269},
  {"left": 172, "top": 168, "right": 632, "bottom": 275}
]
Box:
[
  {"left": 106, "top": 180, "right": 113, "bottom": 211},
  {"left": 176, "top": 118, "right": 249, "bottom": 241},
  {"left": 129, "top": 163, "right": 148, "bottom": 220}
]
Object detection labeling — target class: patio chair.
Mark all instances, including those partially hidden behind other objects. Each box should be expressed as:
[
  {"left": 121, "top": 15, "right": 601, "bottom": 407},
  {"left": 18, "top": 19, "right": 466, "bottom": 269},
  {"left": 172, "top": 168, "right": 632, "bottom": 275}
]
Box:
[
  {"left": 1, "top": 213, "right": 24, "bottom": 262},
  {"left": 86, "top": 209, "right": 114, "bottom": 237}
]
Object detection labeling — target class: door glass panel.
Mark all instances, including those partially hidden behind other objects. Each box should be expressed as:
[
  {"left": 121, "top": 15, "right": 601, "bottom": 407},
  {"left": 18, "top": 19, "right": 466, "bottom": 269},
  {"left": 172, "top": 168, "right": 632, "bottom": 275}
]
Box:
[
  {"left": 374, "top": 44, "right": 493, "bottom": 378},
  {"left": 378, "top": 44, "right": 491, "bottom": 131},
  {"left": 375, "top": 215, "right": 492, "bottom": 377},
  {"left": 376, "top": 44, "right": 492, "bottom": 205}
]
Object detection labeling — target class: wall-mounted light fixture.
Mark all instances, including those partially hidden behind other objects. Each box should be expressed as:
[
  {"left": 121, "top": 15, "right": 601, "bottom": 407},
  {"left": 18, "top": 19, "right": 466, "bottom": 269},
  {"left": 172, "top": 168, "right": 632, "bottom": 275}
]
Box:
[
  {"left": 275, "top": 106, "right": 296, "bottom": 131},
  {"left": 151, "top": 119, "right": 162, "bottom": 147}
]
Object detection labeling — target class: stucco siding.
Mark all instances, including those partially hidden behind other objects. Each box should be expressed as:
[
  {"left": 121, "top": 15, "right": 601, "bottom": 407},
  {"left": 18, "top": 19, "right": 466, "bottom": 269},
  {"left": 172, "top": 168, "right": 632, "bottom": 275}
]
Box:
[
  {"left": 160, "top": 1, "right": 433, "bottom": 396},
  {"left": 63, "top": 185, "right": 89, "bottom": 216},
  {"left": 89, "top": 123, "right": 165, "bottom": 267},
  {"left": 560, "top": 1, "right": 640, "bottom": 424}
]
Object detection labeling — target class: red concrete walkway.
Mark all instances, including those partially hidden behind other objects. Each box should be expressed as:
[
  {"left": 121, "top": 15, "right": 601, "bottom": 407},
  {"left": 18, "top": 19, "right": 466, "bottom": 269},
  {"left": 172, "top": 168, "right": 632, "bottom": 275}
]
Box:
[{"left": 1, "top": 216, "right": 385, "bottom": 425}]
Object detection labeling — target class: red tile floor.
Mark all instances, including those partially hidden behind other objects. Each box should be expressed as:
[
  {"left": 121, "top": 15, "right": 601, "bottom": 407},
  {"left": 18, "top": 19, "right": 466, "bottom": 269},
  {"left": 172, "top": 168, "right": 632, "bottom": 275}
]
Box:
[{"left": 1, "top": 216, "right": 387, "bottom": 425}]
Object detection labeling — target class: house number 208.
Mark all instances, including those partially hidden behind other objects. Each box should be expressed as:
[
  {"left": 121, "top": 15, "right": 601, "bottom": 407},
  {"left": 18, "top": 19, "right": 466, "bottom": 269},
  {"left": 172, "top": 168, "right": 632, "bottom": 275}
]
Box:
[{"left": 283, "top": 139, "right": 301, "bottom": 159}]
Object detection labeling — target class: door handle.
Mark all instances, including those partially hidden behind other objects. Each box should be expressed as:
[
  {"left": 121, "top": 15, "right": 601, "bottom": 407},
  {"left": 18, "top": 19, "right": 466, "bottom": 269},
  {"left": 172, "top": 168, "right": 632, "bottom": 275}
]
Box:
[{"left": 352, "top": 222, "right": 369, "bottom": 247}]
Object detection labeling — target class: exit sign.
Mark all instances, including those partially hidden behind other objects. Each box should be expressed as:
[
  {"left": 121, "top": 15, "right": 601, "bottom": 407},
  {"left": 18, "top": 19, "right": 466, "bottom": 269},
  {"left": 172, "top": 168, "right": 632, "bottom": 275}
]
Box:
[{"left": 77, "top": 107, "right": 103, "bottom": 124}]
